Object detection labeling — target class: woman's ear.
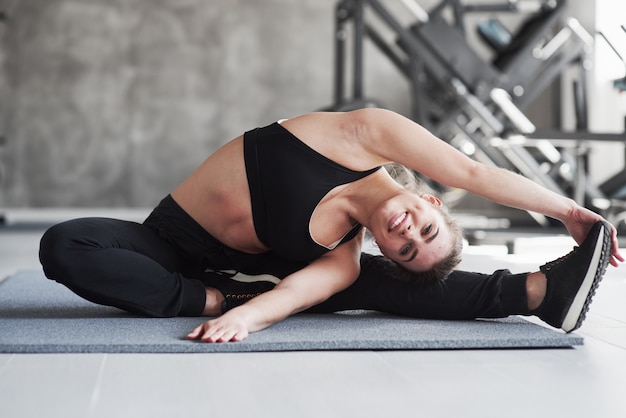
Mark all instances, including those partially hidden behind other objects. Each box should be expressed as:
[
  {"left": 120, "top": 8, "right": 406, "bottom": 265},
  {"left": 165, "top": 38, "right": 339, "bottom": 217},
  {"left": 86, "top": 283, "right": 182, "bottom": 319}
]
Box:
[{"left": 421, "top": 193, "right": 442, "bottom": 206}]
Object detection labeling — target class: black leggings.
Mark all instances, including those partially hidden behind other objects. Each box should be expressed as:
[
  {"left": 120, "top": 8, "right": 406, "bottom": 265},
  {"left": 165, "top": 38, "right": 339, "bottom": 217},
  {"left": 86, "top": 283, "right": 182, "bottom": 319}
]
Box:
[{"left": 39, "top": 195, "right": 531, "bottom": 319}]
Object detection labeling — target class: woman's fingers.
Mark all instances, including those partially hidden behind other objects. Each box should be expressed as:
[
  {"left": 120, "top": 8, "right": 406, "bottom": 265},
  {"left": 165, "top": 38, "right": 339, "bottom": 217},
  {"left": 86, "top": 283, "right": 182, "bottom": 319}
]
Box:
[
  {"left": 186, "top": 323, "right": 204, "bottom": 340},
  {"left": 186, "top": 319, "right": 248, "bottom": 343},
  {"left": 200, "top": 324, "right": 229, "bottom": 343},
  {"left": 609, "top": 224, "right": 624, "bottom": 267}
]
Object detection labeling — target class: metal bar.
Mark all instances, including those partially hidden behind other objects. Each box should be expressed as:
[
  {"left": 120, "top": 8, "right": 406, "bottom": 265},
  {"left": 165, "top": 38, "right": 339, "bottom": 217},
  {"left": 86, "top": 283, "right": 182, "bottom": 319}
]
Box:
[
  {"left": 597, "top": 30, "right": 626, "bottom": 73},
  {"left": 451, "top": 78, "right": 504, "bottom": 134},
  {"left": 399, "top": 0, "right": 429, "bottom": 23},
  {"left": 408, "top": 56, "right": 426, "bottom": 125},
  {"left": 352, "top": 0, "right": 365, "bottom": 100},
  {"left": 527, "top": 130, "right": 626, "bottom": 142},
  {"left": 364, "top": 25, "right": 409, "bottom": 77},
  {"left": 490, "top": 88, "right": 536, "bottom": 133},
  {"left": 365, "top": 0, "right": 453, "bottom": 84},
  {"left": 533, "top": 26, "right": 572, "bottom": 61},
  {"left": 516, "top": 43, "right": 586, "bottom": 109},
  {"left": 333, "top": 1, "right": 351, "bottom": 106}
]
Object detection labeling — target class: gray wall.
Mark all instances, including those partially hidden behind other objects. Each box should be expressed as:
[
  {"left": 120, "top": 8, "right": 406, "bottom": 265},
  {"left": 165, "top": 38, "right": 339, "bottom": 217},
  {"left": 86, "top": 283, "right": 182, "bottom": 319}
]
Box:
[
  {"left": 0, "top": 0, "right": 413, "bottom": 208},
  {"left": 0, "top": 0, "right": 600, "bottom": 209}
]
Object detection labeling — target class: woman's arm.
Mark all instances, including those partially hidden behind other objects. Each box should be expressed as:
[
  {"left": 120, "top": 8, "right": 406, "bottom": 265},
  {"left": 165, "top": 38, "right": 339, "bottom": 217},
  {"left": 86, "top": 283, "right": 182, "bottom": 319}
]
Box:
[
  {"left": 351, "top": 108, "right": 623, "bottom": 265},
  {"left": 353, "top": 109, "right": 566, "bottom": 213},
  {"left": 187, "top": 233, "right": 363, "bottom": 342}
]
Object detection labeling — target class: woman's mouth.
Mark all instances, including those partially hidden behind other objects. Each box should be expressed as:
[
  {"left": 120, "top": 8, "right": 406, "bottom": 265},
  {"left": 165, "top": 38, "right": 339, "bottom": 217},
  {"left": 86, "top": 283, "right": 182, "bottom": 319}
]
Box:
[{"left": 388, "top": 212, "right": 407, "bottom": 232}]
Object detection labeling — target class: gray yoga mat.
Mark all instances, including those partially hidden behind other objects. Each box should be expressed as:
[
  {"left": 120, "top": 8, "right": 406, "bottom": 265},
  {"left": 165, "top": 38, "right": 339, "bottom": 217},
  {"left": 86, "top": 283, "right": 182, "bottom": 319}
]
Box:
[{"left": 0, "top": 270, "right": 583, "bottom": 353}]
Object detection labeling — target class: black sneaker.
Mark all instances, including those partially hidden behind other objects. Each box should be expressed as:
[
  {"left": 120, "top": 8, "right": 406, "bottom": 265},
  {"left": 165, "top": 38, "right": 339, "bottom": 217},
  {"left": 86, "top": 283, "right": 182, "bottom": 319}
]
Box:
[
  {"left": 200, "top": 269, "right": 278, "bottom": 313},
  {"left": 537, "top": 221, "right": 611, "bottom": 332}
]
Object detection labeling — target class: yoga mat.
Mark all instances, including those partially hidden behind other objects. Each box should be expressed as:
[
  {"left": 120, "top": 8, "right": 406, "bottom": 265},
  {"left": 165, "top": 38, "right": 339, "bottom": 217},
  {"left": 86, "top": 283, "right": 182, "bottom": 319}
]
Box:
[{"left": 0, "top": 271, "right": 583, "bottom": 353}]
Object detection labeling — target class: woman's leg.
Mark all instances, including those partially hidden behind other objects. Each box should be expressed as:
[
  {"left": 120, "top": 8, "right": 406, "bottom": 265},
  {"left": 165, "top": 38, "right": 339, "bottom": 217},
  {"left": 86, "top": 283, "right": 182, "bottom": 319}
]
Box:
[
  {"left": 39, "top": 217, "right": 206, "bottom": 317},
  {"left": 203, "top": 252, "right": 529, "bottom": 318},
  {"left": 308, "top": 253, "right": 530, "bottom": 318},
  {"left": 315, "top": 221, "right": 612, "bottom": 333}
]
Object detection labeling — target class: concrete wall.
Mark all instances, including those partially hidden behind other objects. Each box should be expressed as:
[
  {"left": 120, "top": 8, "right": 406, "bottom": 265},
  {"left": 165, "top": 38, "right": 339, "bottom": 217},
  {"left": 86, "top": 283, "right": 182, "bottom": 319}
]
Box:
[
  {"left": 0, "top": 0, "right": 621, "bottom": 209},
  {"left": 0, "top": 0, "right": 400, "bottom": 208}
]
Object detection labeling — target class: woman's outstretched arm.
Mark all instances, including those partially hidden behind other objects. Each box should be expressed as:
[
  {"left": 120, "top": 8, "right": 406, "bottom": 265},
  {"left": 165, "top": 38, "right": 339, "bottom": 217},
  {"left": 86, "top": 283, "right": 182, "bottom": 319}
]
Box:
[
  {"left": 349, "top": 108, "right": 623, "bottom": 265},
  {"left": 187, "top": 233, "right": 363, "bottom": 342}
]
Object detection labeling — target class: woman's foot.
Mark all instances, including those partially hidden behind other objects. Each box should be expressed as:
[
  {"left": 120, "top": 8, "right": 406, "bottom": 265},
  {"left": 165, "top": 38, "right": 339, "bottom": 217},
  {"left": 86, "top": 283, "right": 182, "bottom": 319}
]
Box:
[
  {"left": 534, "top": 221, "right": 612, "bottom": 332},
  {"left": 526, "top": 272, "right": 546, "bottom": 311},
  {"left": 200, "top": 270, "right": 277, "bottom": 314},
  {"left": 203, "top": 287, "right": 224, "bottom": 316}
]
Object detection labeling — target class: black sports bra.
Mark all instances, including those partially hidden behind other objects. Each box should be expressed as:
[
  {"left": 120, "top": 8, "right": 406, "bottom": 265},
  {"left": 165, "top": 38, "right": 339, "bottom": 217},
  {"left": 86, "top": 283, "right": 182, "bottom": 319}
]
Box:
[{"left": 244, "top": 122, "right": 380, "bottom": 262}]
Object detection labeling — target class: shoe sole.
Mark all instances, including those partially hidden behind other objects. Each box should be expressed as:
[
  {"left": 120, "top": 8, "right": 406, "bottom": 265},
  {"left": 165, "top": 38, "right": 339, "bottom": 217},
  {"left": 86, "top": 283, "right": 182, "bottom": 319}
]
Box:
[{"left": 562, "top": 222, "right": 611, "bottom": 333}]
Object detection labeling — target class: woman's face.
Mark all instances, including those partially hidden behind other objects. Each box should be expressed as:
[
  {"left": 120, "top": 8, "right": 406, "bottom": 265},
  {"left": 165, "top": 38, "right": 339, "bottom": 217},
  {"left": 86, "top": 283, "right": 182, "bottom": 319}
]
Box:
[{"left": 371, "top": 193, "right": 452, "bottom": 272}]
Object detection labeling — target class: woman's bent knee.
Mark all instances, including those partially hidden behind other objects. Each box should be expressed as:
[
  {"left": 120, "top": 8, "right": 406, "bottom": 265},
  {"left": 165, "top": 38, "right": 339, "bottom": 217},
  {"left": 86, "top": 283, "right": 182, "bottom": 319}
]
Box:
[{"left": 39, "top": 218, "right": 104, "bottom": 283}]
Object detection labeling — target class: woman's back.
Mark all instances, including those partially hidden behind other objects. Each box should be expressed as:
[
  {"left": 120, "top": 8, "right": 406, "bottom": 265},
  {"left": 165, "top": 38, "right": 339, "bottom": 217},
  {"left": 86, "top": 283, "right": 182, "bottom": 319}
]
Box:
[
  {"left": 171, "top": 135, "right": 265, "bottom": 254},
  {"left": 171, "top": 111, "right": 383, "bottom": 257}
]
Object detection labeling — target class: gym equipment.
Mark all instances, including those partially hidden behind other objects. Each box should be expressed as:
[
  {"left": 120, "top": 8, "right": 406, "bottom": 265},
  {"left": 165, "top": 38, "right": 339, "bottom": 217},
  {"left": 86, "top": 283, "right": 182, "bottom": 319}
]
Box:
[{"left": 325, "top": 0, "right": 626, "bottom": 229}]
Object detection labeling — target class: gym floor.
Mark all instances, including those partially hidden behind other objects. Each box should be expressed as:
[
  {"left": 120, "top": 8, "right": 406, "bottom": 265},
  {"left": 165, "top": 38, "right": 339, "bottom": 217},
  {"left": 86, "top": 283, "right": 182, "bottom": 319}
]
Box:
[{"left": 1, "top": 210, "right": 625, "bottom": 418}]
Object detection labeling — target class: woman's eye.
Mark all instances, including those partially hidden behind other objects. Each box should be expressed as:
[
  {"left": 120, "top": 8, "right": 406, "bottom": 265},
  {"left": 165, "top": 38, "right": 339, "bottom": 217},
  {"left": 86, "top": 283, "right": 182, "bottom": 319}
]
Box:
[
  {"left": 423, "top": 224, "right": 432, "bottom": 235},
  {"left": 400, "top": 244, "right": 412, "bottom": 256}
]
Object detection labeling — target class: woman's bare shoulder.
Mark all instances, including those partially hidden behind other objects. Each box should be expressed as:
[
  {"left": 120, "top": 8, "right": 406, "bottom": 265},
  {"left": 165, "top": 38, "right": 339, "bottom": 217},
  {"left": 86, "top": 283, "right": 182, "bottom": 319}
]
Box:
[{"left": 279, "top": 109, "right": 396, "bottom": 169}]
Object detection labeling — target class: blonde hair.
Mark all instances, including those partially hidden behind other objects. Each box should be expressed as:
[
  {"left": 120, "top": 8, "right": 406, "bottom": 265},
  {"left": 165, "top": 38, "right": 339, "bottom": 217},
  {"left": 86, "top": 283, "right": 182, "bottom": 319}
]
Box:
[{"left": 383, "top": 163, "right": 423, "bottom": 193}]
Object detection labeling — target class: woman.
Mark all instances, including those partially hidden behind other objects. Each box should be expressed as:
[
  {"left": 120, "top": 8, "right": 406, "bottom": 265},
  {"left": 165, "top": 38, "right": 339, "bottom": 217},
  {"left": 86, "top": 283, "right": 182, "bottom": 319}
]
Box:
[{"left": 39, "top": 108, "right": 622, "bottom": 342}]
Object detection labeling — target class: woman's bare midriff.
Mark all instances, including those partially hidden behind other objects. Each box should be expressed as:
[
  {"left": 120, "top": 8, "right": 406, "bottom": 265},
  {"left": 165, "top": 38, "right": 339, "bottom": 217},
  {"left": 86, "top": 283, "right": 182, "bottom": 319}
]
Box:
[{"left": 171, "top": 136, "right": 270, "bottom": 254}]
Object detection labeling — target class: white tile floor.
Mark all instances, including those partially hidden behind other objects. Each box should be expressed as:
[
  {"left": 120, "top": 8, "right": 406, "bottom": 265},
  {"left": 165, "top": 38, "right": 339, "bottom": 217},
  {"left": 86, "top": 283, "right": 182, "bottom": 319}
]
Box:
[{"left": 1, "top": 213, "right": 626, "bottom": 418}]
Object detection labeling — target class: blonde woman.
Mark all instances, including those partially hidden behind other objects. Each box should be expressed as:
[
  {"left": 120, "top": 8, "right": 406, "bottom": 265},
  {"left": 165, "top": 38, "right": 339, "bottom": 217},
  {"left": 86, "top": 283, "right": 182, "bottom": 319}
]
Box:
[{"left": 40, "top": 109, "right": 622, "bottom": 342}]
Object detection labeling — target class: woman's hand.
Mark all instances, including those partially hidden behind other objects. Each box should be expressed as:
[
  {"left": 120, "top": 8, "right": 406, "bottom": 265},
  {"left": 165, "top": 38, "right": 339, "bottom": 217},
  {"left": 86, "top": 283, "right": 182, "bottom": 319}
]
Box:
[
  {"left": 563, "top": 205, "right": 624, "bottom": 267},
  {"left": 187, "top": 310, "right": 250, "bottom": 343}
]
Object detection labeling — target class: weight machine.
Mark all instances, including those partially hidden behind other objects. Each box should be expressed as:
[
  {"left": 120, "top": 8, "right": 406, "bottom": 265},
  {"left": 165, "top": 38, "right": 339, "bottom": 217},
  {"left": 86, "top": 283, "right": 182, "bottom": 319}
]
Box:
[{"left": 325, "top": 0, "right": 626, "bottom": 230}]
